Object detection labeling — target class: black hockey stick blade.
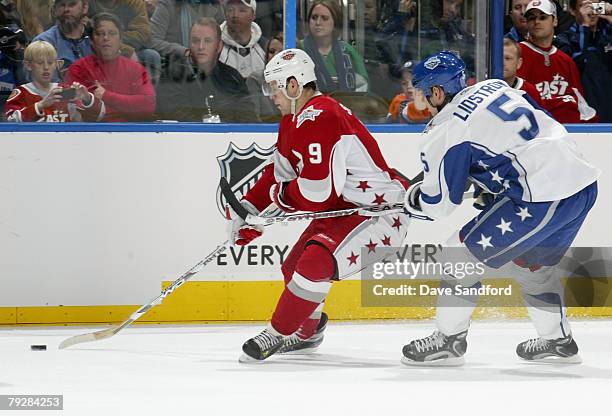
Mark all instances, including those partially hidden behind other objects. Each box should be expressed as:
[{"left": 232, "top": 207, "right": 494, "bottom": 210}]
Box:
[{"left": 219, "top": 177, "right": 249, "bottom": 220}]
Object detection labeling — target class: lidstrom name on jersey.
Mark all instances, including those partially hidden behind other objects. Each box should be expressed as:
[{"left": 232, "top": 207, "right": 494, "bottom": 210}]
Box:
[
  {"left": 536, "top": 73, "right": 569, "bottom": 99},
  {"left": 453, "top": 80, "right": 506, "bottom": 121}
]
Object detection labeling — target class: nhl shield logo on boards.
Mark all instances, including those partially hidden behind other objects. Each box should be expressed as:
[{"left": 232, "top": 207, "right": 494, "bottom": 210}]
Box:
[{"left": 216, "top": 142, "right": 275, "bottom": 217}]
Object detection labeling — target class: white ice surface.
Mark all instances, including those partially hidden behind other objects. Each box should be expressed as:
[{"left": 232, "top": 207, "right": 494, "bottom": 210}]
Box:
[{"left": 1, "top": 319, "right": 611, "bottom": 416}]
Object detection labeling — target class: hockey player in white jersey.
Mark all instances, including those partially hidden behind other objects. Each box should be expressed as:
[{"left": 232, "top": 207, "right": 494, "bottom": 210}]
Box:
[{"left": 402, "top": 51, "right": 599, "bottom": 366}]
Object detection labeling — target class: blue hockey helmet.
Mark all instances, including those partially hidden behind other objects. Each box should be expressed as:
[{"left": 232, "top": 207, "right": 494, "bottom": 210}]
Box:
[{"left": 412, "top": 51, "right": 467, "bottom": 97}]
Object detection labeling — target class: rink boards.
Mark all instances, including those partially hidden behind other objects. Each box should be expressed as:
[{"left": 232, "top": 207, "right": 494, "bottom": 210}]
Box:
[{"left": 0, "top": 127, "right": 611, "bottom": 324}]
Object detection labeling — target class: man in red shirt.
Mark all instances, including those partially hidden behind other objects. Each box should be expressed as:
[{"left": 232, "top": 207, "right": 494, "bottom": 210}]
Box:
[{"left": 517, "top": 0, "right": 597, "bottom": 123}]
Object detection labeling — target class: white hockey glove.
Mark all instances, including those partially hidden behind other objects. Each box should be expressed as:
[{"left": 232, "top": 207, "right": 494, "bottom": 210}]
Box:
[{"left": 225, "top": 201, "right": 264, "bottom": 246}]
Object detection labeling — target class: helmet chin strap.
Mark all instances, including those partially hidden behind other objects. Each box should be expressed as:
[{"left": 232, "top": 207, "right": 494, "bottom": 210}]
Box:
[{"left": 282, "top": 84, "right": 304, "bottom": 121}]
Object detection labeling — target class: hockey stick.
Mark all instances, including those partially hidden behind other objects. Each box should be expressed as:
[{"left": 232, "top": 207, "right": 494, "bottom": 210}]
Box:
[
  {"left": 219, "top": 177, "right": 406, "bottom": 225},
  {"left": 58, "top": 242, "right": 228, "bottom": 349}
]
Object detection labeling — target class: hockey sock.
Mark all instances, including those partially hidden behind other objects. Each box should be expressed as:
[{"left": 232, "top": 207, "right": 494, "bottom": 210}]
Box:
[
  {"left": 271, "top": 244, "right": 335, "bottom": 336},
  {"left": 296, "top": 303, "right": 324, "bottom": 340}
]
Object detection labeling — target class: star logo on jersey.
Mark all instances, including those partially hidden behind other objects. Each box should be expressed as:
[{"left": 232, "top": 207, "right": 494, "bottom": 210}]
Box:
[
  {"left": 373, "top": 193, "right": 387, "bottom": 205},
  {"left": 477, "top": 234, "right": 494, "bottom": 251},
  {"left": 496, "top": 218, "right": 513, "bottom": 235},
  {"left": 347, "top": 251, "right": 359, "bottom": 266},
  {"left": 503, "top": 180, "right": 511, "bottom": 190},
  {"left": 357, "top": 181, "right": 371, "bottom": 192},
  {"left": 392, "top": 217, "right": 402, "bottom": 231},
  {"left": 296, "top": 105, "right": 323, "bottom": 128},
  {"left": 516, "top": 206, "right": 533, "bottom": 222},
  {"left": 477, "top": 160, "right": 489, "bottom": 170},
  {"left": 381, "top": 235, "right": 392, "bottom": 246},
  {"left": 490, "top": 170, "right": 504, "bottom": 184},
  {"left": 365, "top": 239, "right": 378, "bottom": 254}
]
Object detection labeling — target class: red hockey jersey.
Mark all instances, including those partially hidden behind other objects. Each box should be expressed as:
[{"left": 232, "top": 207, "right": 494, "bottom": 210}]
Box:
[
  {"left": 517, "top": 42, "right": 596, "bottom": 123},
  {"left": 4, "top": 82, "right": 104, "bottom": 122},
  {"left": 244, "top": 94, "right": 409, "bottom": 213}
]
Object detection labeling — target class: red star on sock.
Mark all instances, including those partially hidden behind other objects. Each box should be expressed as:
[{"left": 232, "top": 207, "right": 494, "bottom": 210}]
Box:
[
  {"left": 381, "top": 235, "right": 392, "bottom": 246},
  {"left": 372, "top": 193, "right": 387, "bottom": 205},
  {"left": 365, "top": 239, "right": 378, "bottom": 253},
  {"left": 347, "top": 251, "right": 359, "bottom": 265},
  {"left": 392, "top": 216, "right": 402, "bottom": 231},
  {"left": 357, "top": 181, "right": 371, "bottom": 192}
]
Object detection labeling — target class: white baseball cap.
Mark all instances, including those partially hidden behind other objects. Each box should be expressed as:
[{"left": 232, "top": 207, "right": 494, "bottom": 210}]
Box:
[
  {"left": 524, "top": 0, "right": 557, "bottom": 17},
  {"left": 224, "top": 0, "right": 257, "bottom": 13}
]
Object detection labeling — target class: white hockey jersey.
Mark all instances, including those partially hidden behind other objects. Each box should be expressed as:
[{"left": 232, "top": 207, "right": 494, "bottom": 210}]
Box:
[{"left": 417, "top": 79, "right": 600, "bottom": 220}]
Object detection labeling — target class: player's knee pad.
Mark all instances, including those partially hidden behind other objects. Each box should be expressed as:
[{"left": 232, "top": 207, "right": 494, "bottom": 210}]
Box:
[
  {"left": 510, "top": 262, "right": 562, "bottom": 296},
  {"left": 294, "top": 243, "right": 336, "bottom": 283}
]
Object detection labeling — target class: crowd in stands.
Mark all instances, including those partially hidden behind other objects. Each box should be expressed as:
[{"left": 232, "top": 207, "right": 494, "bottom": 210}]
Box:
[{"left": 0, "top": 0, "right": 609, "bottom": 123}]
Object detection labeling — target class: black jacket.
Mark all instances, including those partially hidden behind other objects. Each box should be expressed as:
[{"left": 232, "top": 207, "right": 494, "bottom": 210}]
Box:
[{"left": 156, "top": 52, "right": 259, "bottom": 122}]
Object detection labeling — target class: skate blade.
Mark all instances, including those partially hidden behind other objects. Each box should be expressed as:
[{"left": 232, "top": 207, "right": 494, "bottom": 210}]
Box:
[
  {"left": 401, "top": 356, "right": 465, "bottom": 367},
  {"left": 238, "top": 353, "right": 265, "bottom": 364},
  {"left": 278, "top": 346, "right": 320, "bottom": 355},
  {"left": 521, "top": 354, "right": 582, "bottom": 365}
]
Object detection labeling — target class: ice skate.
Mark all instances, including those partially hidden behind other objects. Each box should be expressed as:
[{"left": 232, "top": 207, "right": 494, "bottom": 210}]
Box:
[
  {"left": 239, "top": 327, "right": 285, "bottom": 363},
  {"left": 278, "top": 312, "right": 328, "bottom": 355},
  {"left": 401, "top": 330, "right": 468, "bottom": 366},
  {"left": 516, "top": 334, "right": 582, "bottom": 364}
]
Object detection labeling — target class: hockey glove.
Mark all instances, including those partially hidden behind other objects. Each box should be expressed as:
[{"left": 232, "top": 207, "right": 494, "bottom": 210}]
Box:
[
  {"left": 403, "top": 181, "right": 434, "bottom": 221},
  {"left": 472, "top": 188, "right": 495, "bottom": 210},
  {"left": 270, "top": 182, "right": 297, "bottom": 213},
  {"left": 225, "top": 201, "right": 264, "bottom": 246}
]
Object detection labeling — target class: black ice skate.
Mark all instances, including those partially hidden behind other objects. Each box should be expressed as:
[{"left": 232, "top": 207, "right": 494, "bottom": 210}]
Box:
[
  {"left": 401, "top": 330, "right": 468, "bottom": 366},
  {"left": 278, "top": 312, "right": 328, "bottom": 355},
  {"left": 239, "top": 327, "right": 285, "bottom": 363},
  {"left": 516, "top": 334, "right": 581, "bottom": 364}
]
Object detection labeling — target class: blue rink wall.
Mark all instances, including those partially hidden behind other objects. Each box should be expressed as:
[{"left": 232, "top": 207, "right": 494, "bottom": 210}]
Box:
[{"left": 0, "top": 124, "right": 611, "bottom": 324}]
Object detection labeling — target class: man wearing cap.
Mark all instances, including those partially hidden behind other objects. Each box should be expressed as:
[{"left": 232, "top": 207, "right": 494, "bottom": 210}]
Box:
[
  {"left": 517, "top": 0, "right": 598, "bottom": 123},
  {"left": 219, "top": 0, "right": 267, "bottom": 80},
  {"left": 33, "top": 0, "right": 94, "bottom": 78}
]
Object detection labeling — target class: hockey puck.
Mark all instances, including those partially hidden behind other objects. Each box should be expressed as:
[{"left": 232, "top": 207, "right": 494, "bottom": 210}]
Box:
[{"left": 30, "top": 344, "right": 47, "bottom": 351}]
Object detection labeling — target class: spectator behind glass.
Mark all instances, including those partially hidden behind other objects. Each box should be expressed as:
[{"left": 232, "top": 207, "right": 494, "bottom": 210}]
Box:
[
  {"left": 14, "top": 0, "right": 54, "bottom": 40},
  {"left": 5, "top": 40, "right": 103, "bottom": 121},
  {"left": 65, "top": 12, "right": 156, "bottom": 121},
  {"left": 34, "top": 0, "right": 94, "bottom": 79},
  {"left": 246, "top": 30, "right": 282, "bottom": 122},
  {"left": 299, "top": 0, "right": 369, "bottom": 93},
  {"left": 87, "top": 0, "right": 162, "bottom": 84},
  {"left": 556, "top": 0, "right": 612, "bottom": 122},
  {"left": 145, "top": 0, "right": 157, "bottom": 18},
  {"left": 419, "top": 0, "right": 476, "bottom": 76},
  {"left": 0, "top": 26, "right": 26, "bottom": 104},
  {"left": 517, "top": 0, "right": 597, "bottom": 123},
  {"left": 151, "top": 0, "right": 223, "bottom": 61},
  {"left": 156, "top": 17, "right": 257, "bottom": 122},
  {"left": 507, "top": 0, "right": 530, "bottom": 42},
  {"left": 503, "top": 37, "right": 543, "bottom": 107},
  {"left": 386, "top": 61, "right": 431, "bottom": 124},
  {"left": 265, "top": 31, "right": 282, "bottom": 61},
  {"left": 219, "top": 0, "right": 267, "bottom": 79},
  {"left": 363, "top": 0, "right": 402, "bottom": 102}
]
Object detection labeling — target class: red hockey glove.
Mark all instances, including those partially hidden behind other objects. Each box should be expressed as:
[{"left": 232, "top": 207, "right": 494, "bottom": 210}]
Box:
[{"left": 225, "top": 203, "right": 264, "bottom": 246}]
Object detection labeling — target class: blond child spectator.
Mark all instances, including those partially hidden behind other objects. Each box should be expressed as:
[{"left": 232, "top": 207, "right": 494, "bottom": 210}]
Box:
[
  {"left": 387, "top": 62, "right": 431, "bottom": 123},
  {"left": 4, "top": 40, "right": 104, "bottom": 122}
]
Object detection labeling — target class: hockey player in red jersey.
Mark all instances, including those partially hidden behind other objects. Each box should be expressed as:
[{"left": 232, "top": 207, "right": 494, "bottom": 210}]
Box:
[
  {"left": 227, "top": 48, "right": 411, "bottom": 362},
  {"left": 4, "top": 41, "right": 104, "bottom": 122},
  {"left": 517, "top": 0, "right": 597, "bottom": 123}
]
